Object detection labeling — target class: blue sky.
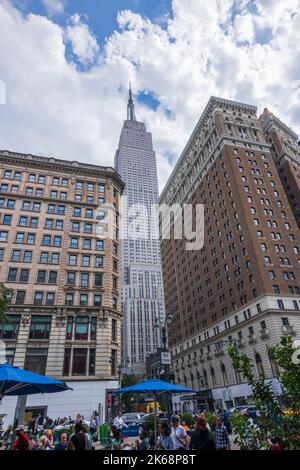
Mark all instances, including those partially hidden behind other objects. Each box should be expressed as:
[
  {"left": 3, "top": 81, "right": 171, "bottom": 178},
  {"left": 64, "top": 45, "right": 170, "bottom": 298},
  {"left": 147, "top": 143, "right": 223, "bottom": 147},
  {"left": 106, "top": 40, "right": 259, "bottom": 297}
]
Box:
[
  {"left": 12, "top": 0, "right": 173, "bottom": 43},
  {"left": 1, "top": 0, "right": 299, "bottom": 190}
]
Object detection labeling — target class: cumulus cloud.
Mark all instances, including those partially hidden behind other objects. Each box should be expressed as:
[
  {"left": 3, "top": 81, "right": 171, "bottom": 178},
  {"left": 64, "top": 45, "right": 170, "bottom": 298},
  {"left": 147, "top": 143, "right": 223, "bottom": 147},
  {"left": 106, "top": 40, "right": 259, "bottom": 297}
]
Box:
[
  {"left": 41, "top": 0, "right": 64, "bottom": 16},
  {"left": 66, "top": 14, "right": 100, "bottom": 66},
  {"left": 0, "top": 0, "right": 299, "bottom": 192}
]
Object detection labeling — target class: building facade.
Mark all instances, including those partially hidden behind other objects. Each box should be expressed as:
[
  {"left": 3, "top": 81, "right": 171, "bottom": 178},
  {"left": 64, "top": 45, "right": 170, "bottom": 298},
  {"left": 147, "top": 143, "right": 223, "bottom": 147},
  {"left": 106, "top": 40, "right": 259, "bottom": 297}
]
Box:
[
  {"left": 0, "top": 150, "right": 124, "bottom": 426},
  {"left": 259, "top": 108, "right": 300, "bottom": 230},
  {"left": 114, "top": 88, "right": 165, "bottom": 375},
  {"left": 159, "top": 97, "right": 300, "bottom": 412}
]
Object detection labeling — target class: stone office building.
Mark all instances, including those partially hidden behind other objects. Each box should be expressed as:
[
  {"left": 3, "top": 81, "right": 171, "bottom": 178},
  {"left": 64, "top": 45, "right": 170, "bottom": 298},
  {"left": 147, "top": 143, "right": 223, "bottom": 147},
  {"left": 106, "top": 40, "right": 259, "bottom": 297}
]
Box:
[
  {"left": 159, "top": 97, "right": 300, "bottom": 412},
  {"left": 0, "top": 150, "right": 124, "bottom": 426}
]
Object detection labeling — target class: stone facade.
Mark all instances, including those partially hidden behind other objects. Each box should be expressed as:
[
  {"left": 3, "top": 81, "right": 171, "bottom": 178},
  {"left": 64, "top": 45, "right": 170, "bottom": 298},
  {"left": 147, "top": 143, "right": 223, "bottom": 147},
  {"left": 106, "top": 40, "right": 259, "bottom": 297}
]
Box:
[{"left": 0, "top": 150, "right": 124, "bottom": 425}]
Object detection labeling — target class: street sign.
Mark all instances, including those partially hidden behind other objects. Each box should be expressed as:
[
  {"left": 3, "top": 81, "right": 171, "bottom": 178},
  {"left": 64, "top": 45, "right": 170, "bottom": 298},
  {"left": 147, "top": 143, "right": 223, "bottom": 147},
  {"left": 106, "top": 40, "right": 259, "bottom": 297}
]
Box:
[{"left": 161, "top": 351, "right": 171, "bottom": 365}]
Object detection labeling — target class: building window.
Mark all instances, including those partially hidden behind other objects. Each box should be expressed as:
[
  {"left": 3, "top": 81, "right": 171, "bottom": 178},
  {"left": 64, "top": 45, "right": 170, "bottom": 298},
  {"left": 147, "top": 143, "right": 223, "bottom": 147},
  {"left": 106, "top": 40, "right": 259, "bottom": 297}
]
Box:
[
  {"left": 15, "top": 290, "right": 26, "bottom": 305},
  {"left": 65, "top": 293, "right": 74, "bottom": 306},
  {"left": 5, "top": 348, "right": 15, "bottom": 365},
  {"left": 255, "top": 353, "right": 265, "bottom": 379},
  {"left": 111, "top": 349, "right": 116, "bottom": 375},
  {"left": 72, "top": 348, "right": 87, "bottom": 375},
  {"left": 29, "top": 316, "right": 51, "bottom": 339},
  {"left": 277, "top": 300, "right": 285, "bottom": 310},
  {"left": 34, "top": 292, "right": 43, "bottom": 305},
  {"left": 23, "top": 250, "right": 32, "bottom": 263},
  {"left": 75, "top": 317, "right": 89, "bottom": 340},
  {"left": 80, "top": 294, "right": 88, "bottom": 306},
  {"left": 66, "top": 317, "right": 74, "bottom": 340},
  {"left": 94, "top": 295, "right": 102, "bottom": 307},
  {"left": 0, "top": 315, "right": 21, "bottom": 340},
  {"left": 46, "top": 292, "right": 55, "bottom": 306},
  {"left": 91, "top": 317, "right": 97, "bottom": 341},
  {"left": 7, "top": 268, "right": 17, "bottom": 282},
  {"left": 89, "top": 349, "right": 96, "bottom": 375},
  {"left": 112, "top": 319, "right": 117, "bottom": 342},
  {"left": 62, "top": 348, "right": 71, "bottom": 376},
  {"left": 94, "top": 273, "right": 102, "bottom": 287},
  {"left": 221, "top": 363, "right": 228, "bottom": 386},
  {"left": 24, "top": 348, "right": 48, "bottom": 375}
]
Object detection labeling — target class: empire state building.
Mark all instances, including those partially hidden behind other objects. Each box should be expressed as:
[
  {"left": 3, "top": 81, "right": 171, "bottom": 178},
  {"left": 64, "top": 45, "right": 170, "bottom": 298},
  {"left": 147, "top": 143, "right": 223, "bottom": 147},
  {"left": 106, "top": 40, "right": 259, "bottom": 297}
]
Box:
[{"left": 115, "top": 87, "right": 165, "bottom": 374}]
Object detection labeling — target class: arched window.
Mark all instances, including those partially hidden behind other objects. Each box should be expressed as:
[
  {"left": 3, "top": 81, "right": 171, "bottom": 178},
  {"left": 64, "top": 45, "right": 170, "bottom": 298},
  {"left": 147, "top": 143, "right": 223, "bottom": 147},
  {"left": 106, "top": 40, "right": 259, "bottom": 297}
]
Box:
[
  {"left": 203, "top": 369, "right": 208, "bottom": 389},
  {"left": 190, "top": 373, "right": 194, "bottom": 388},
  {"left": 255, "top": 353, "right": 265, "bottom": 378},
  {"left": 268, "top": 349, "right": 279, "bottom": 377},
  {"left": 197, "top": 370, "right": 201, "bottom": 390},
  {"left": 210, "top": 367, "right": 217, "bottom": 387},
  {"left": 221, "top": 363, "right": 228, "bottom": 386}
]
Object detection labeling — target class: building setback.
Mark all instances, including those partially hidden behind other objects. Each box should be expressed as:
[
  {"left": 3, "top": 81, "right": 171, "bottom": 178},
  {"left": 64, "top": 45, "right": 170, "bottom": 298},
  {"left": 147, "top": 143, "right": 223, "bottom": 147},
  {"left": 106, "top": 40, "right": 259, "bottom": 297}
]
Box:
[
  {"left": 259, "top": 108, "right": 300, "bottom": 230},
  {"left": 0, "top": 150, "right": 124, "bottom": 426},
  {"left": 159, "top": 97, "right": 300, "bottom": 412},
  {"left": 115, "top": 88, "right": 165, "bottom": 375}
]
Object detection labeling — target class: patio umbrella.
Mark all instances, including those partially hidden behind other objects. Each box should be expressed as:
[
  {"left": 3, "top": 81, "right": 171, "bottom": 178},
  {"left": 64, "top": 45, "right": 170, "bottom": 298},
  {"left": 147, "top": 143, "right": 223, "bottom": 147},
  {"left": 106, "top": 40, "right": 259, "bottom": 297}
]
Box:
[
  {"left": 0, "top": 363, "right": 72, "bottom": 431},
  {"left": 0, "top": 363, "right": 71, "bottom": 398},
  {"left": 114, "top": 378, "right": 193, "bottom": 449}
]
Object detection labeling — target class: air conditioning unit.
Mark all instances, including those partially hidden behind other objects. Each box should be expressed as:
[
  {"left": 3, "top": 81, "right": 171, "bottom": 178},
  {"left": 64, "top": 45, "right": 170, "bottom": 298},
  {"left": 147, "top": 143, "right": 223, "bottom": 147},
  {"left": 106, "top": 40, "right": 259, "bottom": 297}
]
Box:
[
  {"left": 261, "top": 329, "right": 270, "bottom": 339},
  {"left": 248, "top": 334, "right": 257, "bottom": 344}
]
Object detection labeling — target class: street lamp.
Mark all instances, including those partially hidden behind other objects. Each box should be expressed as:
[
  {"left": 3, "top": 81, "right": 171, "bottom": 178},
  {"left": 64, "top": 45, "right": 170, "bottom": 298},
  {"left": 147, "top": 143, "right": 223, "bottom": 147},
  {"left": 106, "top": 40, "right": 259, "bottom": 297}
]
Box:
[{"left": 155, "top": 310, "right": 173, "bottom": 351}]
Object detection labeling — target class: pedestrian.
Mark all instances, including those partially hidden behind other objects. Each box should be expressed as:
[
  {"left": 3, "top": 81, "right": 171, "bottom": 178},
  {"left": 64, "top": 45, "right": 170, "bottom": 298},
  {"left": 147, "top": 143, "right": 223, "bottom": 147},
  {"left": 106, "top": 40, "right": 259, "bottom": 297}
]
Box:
[
  {"left": 13, "top": 425, "right": 30, "bottom": 450},
  {"left": 67, "top": 422, "right": 87, "bottom": 450},
  {"left": 189, "top": 417, "right": 215, "bottom": 450},
  {"left": 200, "top": 411, "right": 211, "bottom": 431},
  {"left": 215, "top": 416, "right": 230, "bottom": 450},
  {"left": 113, "top": 411, "right": 128, "bottom": 431},
  {"left": 55, "top": 432, "right": 68, "bottom": 450},
  {"left": 138, "top": 429, "right": 149, "bottom": 450},
  {"left": 181, "top": 421, "right": 190, "bottom": 433},
  {"left": 222, "top": 409, "right": 232, "bottom": 434},
  {"left": 170, "top": 415, "right": 187, "bottom": 450},
  {"left": 158, "top": 422, "right": 174, "bottom": 450}
]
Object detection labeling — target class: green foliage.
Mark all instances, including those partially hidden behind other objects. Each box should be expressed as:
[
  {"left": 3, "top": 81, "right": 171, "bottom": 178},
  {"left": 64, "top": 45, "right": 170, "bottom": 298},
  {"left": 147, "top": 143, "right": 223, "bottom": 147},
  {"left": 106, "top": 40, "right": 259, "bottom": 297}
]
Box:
[
  {"left": 228, "top": 336, "right": 300, "bottom": 450},
  {"left": 181, "top": 412, "right": 195, "bottom": 428},
  {"left": 0, "top": 283, "right": 11, "bottom": 322},
  {"left": 144, "top": 414, "right": 159, "bottom": 432},
  {"left": 269, "top": 336, "right": 300, "bottom": 409}
]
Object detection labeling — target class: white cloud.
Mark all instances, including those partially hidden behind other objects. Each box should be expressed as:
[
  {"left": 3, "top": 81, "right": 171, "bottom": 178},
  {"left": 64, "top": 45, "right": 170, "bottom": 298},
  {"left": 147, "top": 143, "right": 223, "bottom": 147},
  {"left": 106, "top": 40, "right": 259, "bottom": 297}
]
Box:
[
  {"left": 66, "top": 14, "right": 100, "bottom": 66},
  {"left": 41, "top": 0, "right": 64, "bottom": 16},
  {"left": 0, "top": 0, "right": 299, "bottom": 192}
]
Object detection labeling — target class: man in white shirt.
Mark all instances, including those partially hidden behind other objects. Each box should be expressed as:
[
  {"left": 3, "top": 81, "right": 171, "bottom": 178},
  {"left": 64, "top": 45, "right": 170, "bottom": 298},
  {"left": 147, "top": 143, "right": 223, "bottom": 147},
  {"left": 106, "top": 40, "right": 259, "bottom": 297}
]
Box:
[
  {"left": 113, "top": 411, "right": 128, "bottom": 430},
  {"left": 170, "top": 415, "right": 187, "bottom": 450}
]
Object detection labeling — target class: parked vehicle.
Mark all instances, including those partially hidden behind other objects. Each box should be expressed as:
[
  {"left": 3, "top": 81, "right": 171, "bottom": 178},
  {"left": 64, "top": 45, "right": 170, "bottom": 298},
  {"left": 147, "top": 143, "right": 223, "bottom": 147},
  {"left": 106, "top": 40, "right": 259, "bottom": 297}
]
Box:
[
  {"left": 53, "top": 419, "right": 90, "bottom": 432},
  {"left": 228, "top": 406, "right": 249, "bottom": 414},
  {"left": 121, "top": 413, "right": 144, "bottom": 426}
]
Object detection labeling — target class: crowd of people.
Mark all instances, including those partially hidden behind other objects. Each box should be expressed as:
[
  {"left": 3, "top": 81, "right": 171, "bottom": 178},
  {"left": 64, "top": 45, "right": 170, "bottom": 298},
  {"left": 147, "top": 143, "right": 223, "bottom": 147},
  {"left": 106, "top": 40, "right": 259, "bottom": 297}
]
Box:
[
  {"left": 109, "top": 410, "right": 231, "bottom": 450},
  {"left": 4, "top": 413, "right": 100, "bottom": 451},
  {"left": 3, "top": 405, "right": 288, "bottom": 451}
]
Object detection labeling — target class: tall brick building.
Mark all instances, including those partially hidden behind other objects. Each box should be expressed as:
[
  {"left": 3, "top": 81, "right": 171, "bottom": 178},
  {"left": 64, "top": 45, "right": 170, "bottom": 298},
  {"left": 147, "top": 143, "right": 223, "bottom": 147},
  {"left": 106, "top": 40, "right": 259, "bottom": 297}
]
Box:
[
  {"left": 159, "top": 97, "right": 300, "bottom": 412},
  {"left": 0, "top": 150, "right": 124, "bottom": 425}
]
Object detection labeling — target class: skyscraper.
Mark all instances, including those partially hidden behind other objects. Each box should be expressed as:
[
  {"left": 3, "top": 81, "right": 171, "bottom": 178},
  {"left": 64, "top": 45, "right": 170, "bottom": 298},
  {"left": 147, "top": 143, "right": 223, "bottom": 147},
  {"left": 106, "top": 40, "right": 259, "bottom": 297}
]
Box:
[
  {"left": 160, "top": 97, "right": 300, "bottom": 412},
  {"left": 115, "top": 87, "right": 165, "bottom": 375}
]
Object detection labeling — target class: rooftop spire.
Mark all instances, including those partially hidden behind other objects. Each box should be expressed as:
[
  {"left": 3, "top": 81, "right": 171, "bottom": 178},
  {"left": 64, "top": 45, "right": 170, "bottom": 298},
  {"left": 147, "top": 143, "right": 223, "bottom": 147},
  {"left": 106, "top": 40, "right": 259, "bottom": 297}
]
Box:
[{"left": 127, "top": 82, "right": 136, "bottom": 121}]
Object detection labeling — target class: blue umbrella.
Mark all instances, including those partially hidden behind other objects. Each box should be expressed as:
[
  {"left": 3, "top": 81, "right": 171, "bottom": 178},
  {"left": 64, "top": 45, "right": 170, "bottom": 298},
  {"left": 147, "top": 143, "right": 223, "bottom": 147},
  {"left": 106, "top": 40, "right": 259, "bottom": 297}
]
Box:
[
  {"left": 114, "top": 379, "right": 193, "bottom": 449},
  {"left": 115, "top": 378, "right": 193, "bottom": 395},
  {"left": 0, "top": 363, "right": 71, "bottom": 398}
]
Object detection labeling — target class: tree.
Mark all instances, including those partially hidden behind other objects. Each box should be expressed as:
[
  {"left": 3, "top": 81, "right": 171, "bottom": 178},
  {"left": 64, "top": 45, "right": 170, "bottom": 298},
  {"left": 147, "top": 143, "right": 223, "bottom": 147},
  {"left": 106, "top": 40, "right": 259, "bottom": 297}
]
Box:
[
  {"left": 228, "top": 336, "right": 300, "bottom": 450},
  {"left": 0, "top": 283, "right": 10, "bottom": 323}
]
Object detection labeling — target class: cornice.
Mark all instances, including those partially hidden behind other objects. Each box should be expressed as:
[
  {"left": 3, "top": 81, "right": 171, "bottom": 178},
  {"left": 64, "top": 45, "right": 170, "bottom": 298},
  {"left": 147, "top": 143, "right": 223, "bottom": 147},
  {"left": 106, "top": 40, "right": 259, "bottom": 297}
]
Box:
[{"left": 0, "top": 149, "right": 125, "bottom": 190}]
